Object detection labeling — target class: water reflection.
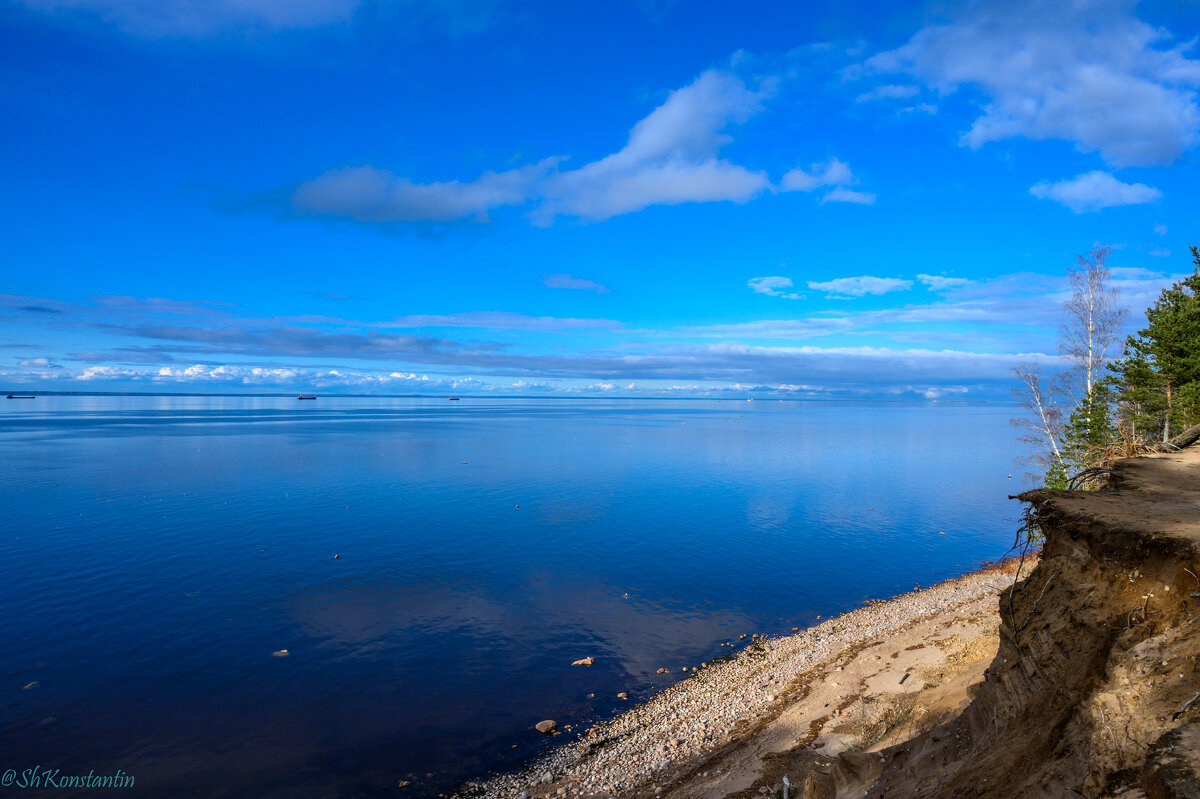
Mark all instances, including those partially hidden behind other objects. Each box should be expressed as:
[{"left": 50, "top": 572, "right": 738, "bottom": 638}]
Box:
[{"left": 0, "top": 397, "right": 1023, "bottom": 797}]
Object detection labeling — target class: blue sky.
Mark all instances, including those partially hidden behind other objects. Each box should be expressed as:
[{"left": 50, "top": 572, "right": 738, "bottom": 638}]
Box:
[{"left": 2, "top": 0, "right": 1198, "bottom": 398}]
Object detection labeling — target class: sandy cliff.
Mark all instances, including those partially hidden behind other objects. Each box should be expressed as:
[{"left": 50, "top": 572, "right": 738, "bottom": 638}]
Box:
[
  {"left": 463, "top": 448, "right": 1200, "bottom": 799},
  {"left": 810, "top": 447, "right": 1200, "bottom": 799}
]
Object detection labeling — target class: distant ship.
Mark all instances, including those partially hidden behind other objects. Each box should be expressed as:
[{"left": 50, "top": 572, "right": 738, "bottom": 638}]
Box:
[
  {"left": 297, "top": 395, "right": 317, "bottom": 400},
  {"left": 448, "top": 397, "right": 460, "bottom": 401},
  {"left": 7, "top": 395, "right": 35, "bottom": 399}
]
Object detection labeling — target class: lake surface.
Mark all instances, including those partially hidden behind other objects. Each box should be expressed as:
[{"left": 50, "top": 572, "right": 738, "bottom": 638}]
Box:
[{"left": 0, "top": 396, "right": 1025, "bottom": 797}]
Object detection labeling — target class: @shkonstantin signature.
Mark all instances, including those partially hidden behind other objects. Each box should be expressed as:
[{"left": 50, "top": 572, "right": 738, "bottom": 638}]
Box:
[{"left": 2, "top": 767, "right": 134, "bottom": 789}]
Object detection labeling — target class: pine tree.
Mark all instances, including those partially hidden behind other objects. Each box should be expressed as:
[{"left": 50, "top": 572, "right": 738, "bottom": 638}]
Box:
[
  {"left": 1107, "top": 334, "right": 1166, "bottom": 445},
  {"left": 1174, "top": 380, "right": 1200, "bottom": 433},
  {"left": 1061, "top": 386, "right": 1112, "bottom": 469},
  {"left": 1125, "top": 250, "right": 1200, "bottom": 441},
  {"left": 1042, "top": 460, "right": 1069, "bottom": 490}
]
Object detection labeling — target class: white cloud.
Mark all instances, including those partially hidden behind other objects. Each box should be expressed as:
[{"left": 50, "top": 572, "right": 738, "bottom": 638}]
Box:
[
  {"left": 539, "top": 159, "right": 768, "bottom": 222},
  {"left": 505, "top": 380, "right": 554, "bottom": 391},
  {"left": 748, "top": 276, "right": 803, "bottom": 299},
  {"left": 292, "top": 160, "right": 556, "bottom": 223},
  {"left": 781, "top": 159, "right": 876, "bottom": 206},
  {"left": 1154, "top": 223, "right": 1168, "bottom": 235},
  {"left": 77, "top": 365, "right": 144, "bottom": 381},
  {"left": 543, "top": 274, "right": 610, "bottom": 293},
  {"left": 855, "top": 84, "right": 920, "bottom": 102},
  {"left": 806, "top": 275, "right": 912, "bottom": 297},
  {"left": 820, "top": 188, "right": 876, "bottom": 205},
  {"left": 917, "top": 274, "right": 971, "bottom": 290},
  {"left": 866, "top": 1, "right": 1200, "bottom": 167},
  {"left": 18, "top": 357, "right": 53, "bottom": 368},
  {"left": 536, "top": 69, "right": 772, "bottom": 222},
  {"left": 1149, "top": 247, "right": 1171, "bottom": 258},
  {"left": 17, "top": 0, "right": 359, "bottom": 37},
  {"left": 1029, "top": 171, "right": 1162, "bottom": 213},
  {"left": 294, "top": 69, "right": 772, "bottom": 225},
  {"left": 140, "top": 364, "right": 438, "bottom": 388},
  {"left": 915, "top": 385, "right": 969, "bottom": 399},
  {"left": 780, "top": 157, "right": 855, "bottom": 192}
]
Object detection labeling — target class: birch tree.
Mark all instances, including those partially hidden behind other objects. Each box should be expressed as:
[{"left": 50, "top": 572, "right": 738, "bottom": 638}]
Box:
[
  {"left": 1010, "top": 362, "right": 1067, "bottom": 486},
  {"left": 1059, "top": 245, "right": 1127, "bottom": 398}
]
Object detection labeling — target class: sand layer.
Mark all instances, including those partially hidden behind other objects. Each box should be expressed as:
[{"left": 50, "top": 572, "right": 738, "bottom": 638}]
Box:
[{"left": 454, "top": 559, "right": 1027, "bottom": 799}]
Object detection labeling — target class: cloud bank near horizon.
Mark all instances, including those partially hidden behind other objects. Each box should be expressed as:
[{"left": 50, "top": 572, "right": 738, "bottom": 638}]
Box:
[{"left": 3, "top": 262, "right": 1189, "bottom": 397}]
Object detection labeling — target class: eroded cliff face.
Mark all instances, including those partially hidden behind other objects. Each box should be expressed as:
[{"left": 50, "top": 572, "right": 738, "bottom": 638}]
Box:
[{"left": 821, "top": 448, "right": 1200, "bottom": 799}]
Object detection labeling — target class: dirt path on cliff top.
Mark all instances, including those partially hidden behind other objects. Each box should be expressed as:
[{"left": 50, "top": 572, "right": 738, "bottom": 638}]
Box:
[{"left": 648, "top": 564, "right": 1022, "bottom": 799}]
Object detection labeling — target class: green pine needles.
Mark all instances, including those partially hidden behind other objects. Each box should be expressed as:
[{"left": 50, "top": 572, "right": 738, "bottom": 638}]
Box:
[{"left": 1012, "top": 245, "right": 1200, "bottom": 489}]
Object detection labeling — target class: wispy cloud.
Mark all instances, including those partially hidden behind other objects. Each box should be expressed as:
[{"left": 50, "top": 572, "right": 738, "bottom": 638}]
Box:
[
  {"left": 866, "top": 0, "right": 1200, "bottom": 167},
  {"left": 780, "top": 158, "right": 875, "bottom": 204},
  {"left": 543, "top": 274, "right": 610, "bottom": 293},
  {"left": 780, "top": 158, "right": 855, "bottom": 192},
  {"left": 855, "top": 84, "right": 919, "bottom": 102},
  {"left": 5, "top": 345, "right": 1056, "bottom": 393},
  {"left": 820, "top": 187, "right": 876, "bottom": 205},
  {"left": 748, "top": 276, "right": 803, "bottom": 299},
  {"left": 917, "top": 274, "right": 971, "bottom": 290},
  {"left": 8, "top": 262, "right": 1190, "bottom": 396},
  {"left": 292, "top": 160, "right": 557, "bottom": 224},
  {"left": 1, "top": 294, "right": 69, "bottom": 314},
  {"left": 1029, "top": 171, "right": 1161, "bottom": 213},
  {"left": 1154, "top": 223, "right": 1168, "bottom": 235},
  {"left": 385, "top": 312, "right": 620, "bottom": 331},
  {"left": 16, "top": 0, "right": 500, "bottom": 39},
  {"left": 807, "top": 275, "right": 911, "bottom": 297},
  {"left": 16, "top": 0, "right": 361, "bottom": 37}
]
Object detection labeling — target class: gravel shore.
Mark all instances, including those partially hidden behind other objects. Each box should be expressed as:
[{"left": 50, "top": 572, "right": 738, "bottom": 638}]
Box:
[{"left": 452, "top": 560, "right": 1026, "bottom": 799}]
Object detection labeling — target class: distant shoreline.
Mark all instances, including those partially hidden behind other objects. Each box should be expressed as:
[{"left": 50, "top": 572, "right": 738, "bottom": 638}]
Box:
[{"left": 0, "top": 390, "right": 1017, "bottom": 405}]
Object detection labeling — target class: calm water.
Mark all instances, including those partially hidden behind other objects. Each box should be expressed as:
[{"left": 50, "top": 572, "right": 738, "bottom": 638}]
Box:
[{"left": 0, "top": 396, "right": 1023, "bottom": 797}]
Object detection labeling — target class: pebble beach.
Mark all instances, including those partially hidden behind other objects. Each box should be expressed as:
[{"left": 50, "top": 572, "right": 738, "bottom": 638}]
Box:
[{"left": 453, "top": 559, "right": 1027, "bottom": 799}]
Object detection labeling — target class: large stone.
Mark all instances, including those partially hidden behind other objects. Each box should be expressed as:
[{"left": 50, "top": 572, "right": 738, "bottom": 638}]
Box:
[
  {"left": 572, "top": 657, "right": 596, "bottom": 667},
  {"left": 535, "top": 720, "right": 557, "bottom": 735}
]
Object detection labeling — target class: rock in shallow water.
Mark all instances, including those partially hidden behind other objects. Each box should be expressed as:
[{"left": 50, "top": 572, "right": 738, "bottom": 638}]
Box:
[
  {"left": 536, "top": 720, "right": 557, "bottom": 735},
  {"left": 572, "top": 657, "right": 596, "bottom": 667}
]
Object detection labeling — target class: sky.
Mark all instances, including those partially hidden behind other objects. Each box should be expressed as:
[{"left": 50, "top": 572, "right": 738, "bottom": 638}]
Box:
[{"left": 2, "top": 0, "right": 1199, "bottom": 399}]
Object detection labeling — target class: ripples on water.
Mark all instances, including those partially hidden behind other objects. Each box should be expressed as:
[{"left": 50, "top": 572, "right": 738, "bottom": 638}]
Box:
[{"left": 0, "top": 396, "right": 1022, "bottom": 797}]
